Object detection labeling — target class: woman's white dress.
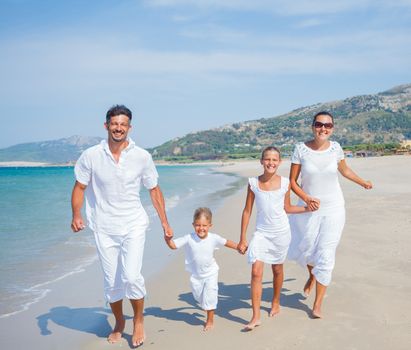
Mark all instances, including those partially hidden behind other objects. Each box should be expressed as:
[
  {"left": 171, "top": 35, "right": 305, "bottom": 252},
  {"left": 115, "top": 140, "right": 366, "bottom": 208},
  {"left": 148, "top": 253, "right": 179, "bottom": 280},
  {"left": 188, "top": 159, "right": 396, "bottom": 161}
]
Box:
[
  {"left": 247, "top": 176, "right": 291, "bottom": 265},
  {"left": 288, "top": 141, "right": 346, "bottom": 286}
]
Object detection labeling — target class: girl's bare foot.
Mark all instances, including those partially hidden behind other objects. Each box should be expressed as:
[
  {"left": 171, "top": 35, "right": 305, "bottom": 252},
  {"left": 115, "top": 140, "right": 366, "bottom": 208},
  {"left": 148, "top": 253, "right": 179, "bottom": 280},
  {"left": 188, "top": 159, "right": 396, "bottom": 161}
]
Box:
[
  {"left": 304, "top": 277, "right": 316, "bottom": 297},
  {"left": 107, "top": 318, "right": 125, "bottom": 344},
  {"left": 203, "top": 320, "right": 214, "bottom": 331},
  {"left": 132, "top": 318, "right": 145, "bottom": 347},
  {"left": 244, "top": 318, "right": 261, "bottom": 331},
  {"left": 312, "top": 304, "right": 323, "bottom": 319},
  {"left": 269, "top": 303, "right": 280, "bottom": 317}
]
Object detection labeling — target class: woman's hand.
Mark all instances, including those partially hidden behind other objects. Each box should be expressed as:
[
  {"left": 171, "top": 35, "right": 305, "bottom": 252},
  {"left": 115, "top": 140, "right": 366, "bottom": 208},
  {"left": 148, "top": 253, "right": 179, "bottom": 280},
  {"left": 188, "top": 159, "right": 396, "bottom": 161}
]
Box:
[{"left": 362, "top": 180, "right": 373, "bottom": 189}]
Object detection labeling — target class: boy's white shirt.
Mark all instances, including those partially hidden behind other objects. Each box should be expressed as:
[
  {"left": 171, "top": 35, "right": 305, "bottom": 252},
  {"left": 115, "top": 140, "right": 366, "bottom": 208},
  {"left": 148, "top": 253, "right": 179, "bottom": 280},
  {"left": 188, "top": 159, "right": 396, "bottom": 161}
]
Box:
[{"left": 174, "top": 232, "right": 227, "bottom": 278}]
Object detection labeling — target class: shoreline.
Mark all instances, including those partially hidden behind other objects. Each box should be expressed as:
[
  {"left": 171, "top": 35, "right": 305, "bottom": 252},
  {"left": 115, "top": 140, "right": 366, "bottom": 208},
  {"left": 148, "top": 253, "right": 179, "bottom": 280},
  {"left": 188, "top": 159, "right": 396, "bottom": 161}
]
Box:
[{"left": 1, "top": 154, "right": 408, "bottom": 168}]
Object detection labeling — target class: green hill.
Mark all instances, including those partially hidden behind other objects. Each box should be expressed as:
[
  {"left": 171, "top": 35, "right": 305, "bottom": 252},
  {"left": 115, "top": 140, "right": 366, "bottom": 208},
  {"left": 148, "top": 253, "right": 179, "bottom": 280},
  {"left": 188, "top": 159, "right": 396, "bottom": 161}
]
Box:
[{"left": 151, "top": 84, "right": 411, "bottom": 161}]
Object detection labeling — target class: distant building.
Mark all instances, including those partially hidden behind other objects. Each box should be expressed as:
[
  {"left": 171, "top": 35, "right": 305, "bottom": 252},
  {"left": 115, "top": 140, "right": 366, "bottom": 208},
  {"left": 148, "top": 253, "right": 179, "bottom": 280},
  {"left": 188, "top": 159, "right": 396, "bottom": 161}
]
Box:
[{"left": 396, "top": 140, "right": 411, "bottom": 155}]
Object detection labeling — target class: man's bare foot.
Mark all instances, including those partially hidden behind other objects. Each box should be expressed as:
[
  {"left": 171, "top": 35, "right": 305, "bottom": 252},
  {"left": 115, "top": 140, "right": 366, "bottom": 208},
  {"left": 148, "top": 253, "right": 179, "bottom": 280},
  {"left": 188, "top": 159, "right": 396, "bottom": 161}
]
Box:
[
  {"left": 203, "top": 320, "right": 214, "bottom": 332},
  {"left": 312, "top": 305, "right": 323, "bottom": 319},
  {"left": 107, "top": 318, "right": 125, "bottom": 344},
  {"left": 304, "top": 277, "right": 316, "bottom": 297},
  {"left": 269, "top": 303, "right": 280, "bottom": 317},
  {"left": 132, "top": 318, "right": 145, "bottom": 347},
  {"left": 243, "top": 319, "right": 261, "bottom": 331}
]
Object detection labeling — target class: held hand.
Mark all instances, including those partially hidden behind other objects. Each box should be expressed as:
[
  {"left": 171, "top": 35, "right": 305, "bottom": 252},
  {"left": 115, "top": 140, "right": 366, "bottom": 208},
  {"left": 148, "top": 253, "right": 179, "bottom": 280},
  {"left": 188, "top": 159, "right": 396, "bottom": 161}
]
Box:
[
  {"left": 306, "top": 197, "right": 320, "bottom": 211},
  {"left": 163, "top": 224, "right": 173, "bottom": 239},
  {"left": 237, "top": 240, "right": 248, "bottom": 254},
  {"left": 362, "top": 180, "right": 373, "bottom": 189},
  {"left": 71, "top": 215, "right": 86, "bottom": 233}
]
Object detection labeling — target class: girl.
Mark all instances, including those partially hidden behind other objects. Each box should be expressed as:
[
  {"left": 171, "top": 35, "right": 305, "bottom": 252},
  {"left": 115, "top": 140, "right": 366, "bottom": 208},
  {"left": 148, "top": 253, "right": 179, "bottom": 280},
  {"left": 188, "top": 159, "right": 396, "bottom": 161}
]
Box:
[
  {"left": 238, "top": 146, "right": 311, "bottom": 330},
  {"left": 288, "top": 111, "right": 372, "bottom": 318}
]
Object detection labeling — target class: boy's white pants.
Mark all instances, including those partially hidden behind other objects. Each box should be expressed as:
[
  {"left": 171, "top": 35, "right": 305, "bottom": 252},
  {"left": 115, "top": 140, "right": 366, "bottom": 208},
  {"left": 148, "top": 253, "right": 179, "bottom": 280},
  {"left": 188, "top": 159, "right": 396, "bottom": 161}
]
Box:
[
  {"left": 94, "top": 224, "right": 147, "bottom": 303},
  {"left": 190, "top": 272, "right": 219, "bottom": 311}
]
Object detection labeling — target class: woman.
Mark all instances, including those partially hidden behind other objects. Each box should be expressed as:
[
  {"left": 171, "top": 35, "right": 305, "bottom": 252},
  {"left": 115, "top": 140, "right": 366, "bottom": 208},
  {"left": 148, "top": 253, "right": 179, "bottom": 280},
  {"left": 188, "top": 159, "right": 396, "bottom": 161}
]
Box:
[{"left": 288, "top": 111, "right": 372, "bottom": 318}]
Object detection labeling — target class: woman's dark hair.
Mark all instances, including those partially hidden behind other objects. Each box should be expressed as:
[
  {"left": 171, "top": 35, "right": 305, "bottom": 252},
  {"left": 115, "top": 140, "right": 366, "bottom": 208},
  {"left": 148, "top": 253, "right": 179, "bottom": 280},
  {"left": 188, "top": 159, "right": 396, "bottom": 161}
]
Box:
[
  {"left": 106, "top": 105, "right": 132, "bottom": 124},
  {"left": 312, "top": 111, "right": 334, "bottom": 125},
  {"left": 261, "top": 146, "right": 281, "bottom": 160}
]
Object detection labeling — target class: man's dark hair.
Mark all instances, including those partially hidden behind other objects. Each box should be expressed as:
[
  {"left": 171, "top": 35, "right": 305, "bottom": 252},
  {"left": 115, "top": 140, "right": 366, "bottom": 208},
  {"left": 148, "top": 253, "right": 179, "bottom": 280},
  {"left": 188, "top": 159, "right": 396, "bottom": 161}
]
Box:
[{"left": 106, "top": 105, "right": 132, "bottom": 124}]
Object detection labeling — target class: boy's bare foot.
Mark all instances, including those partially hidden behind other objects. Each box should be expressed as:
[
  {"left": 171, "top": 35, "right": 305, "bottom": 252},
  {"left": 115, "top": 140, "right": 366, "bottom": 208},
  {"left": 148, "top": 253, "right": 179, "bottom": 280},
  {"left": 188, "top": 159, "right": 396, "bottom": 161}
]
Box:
[
  {"left": 203, "top": 321, "right": 214, "bottom": 332},
  {"left": 107, "top": 318, "right": 125, "bottom": 344},
  {"left": 269, "top": 303, "right": 280, "bottom": 317},
  {"left": 243, "top": 319, "right": 261, "bottom": 331},
  {"left": 131, "top": 318, "right": 145, "bottom": 347},
  {"left": 304, "top": 277, "right": 316, "bottom": 297},
  {"left": 312, "top": 305, "right": 323, "bottom": 319}
]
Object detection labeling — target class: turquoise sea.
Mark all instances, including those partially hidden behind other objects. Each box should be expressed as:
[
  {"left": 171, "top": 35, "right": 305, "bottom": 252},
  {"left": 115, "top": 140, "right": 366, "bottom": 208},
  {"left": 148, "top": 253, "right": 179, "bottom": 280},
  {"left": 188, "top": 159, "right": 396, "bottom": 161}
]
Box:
[{"left": 0, "top": 165, "right": 241, "bottom": 318}]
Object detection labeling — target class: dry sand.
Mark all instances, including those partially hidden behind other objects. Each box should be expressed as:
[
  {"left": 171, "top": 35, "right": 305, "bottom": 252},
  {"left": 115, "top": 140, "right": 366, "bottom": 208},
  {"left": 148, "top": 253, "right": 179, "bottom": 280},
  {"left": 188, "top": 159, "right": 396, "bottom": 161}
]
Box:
[{"left": 1, "top": 155, "right": 410, "bottom": 350}]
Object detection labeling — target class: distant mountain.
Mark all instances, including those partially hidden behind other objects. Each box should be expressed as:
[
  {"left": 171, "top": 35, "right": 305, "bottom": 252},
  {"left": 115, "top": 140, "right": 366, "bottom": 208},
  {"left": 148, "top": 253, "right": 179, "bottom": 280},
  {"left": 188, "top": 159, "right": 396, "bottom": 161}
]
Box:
[
  {"left": 151, "top": 83, "right": 411, "bottom": 160},
  {"left": 0, "top": 136, "right": 103, "bottom": 163},
  {"left": 2, "top": 84, "right": 411, "bottom": 163}
]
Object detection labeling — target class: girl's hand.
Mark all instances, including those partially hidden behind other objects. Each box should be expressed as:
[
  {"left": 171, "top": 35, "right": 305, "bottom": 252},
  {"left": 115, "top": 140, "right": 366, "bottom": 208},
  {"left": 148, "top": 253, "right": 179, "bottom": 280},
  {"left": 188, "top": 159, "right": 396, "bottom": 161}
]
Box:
[
  {"left": 305, "top": 197, "right": 320, "bottom": 211},
  {"left": 238, "top": 240, "right": 248, "bottom": 254},
  {"left": 362, "top": 180, "right": 373, "bottom": 189}
]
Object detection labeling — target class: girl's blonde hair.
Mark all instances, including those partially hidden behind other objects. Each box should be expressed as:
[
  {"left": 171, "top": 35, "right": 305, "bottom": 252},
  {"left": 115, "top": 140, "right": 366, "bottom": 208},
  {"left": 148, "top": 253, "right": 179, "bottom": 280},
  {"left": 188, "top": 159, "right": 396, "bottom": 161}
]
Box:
[{"left": 261, "top": 146, "right": 281, "bottom": 160}]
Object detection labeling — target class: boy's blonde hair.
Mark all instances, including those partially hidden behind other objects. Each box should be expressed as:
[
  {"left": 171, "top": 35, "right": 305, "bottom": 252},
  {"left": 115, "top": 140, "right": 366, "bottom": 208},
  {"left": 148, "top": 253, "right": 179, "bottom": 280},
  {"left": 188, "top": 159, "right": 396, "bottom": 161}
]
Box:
[{"left": 193, "top": 207, "right": 213, "bottom": 223}]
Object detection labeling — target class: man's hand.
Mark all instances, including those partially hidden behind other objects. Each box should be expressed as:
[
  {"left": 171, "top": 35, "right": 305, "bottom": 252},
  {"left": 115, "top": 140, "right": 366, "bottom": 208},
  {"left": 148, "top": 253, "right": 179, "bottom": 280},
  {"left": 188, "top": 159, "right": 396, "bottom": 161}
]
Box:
[
  {"left": 163, "top": 224, "right": 173, "bottom": 239},
  {"left": 71, "top": 215, "right": 86, "bottom": 232}
]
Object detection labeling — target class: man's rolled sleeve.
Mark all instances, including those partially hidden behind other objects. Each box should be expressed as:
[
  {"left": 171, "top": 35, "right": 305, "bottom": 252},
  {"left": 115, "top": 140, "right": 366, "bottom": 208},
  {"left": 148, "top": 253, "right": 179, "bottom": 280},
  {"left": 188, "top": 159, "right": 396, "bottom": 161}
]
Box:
[
  {"left": 142, "top": 154, "right": 159, "bottom": 189},
  {"left": 74, "top": 152, "right": 91, "bottom": 186}
]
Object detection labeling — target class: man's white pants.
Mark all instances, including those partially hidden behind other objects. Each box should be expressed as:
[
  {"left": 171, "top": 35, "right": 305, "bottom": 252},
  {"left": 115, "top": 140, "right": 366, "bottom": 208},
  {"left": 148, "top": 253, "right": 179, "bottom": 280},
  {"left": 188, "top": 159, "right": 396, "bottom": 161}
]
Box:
[
  {"left": 190, "top": 273, "right": 219, "bottom": 311},
  {"left": 94, "top": 224, "right": 147, "bottom": 303}
]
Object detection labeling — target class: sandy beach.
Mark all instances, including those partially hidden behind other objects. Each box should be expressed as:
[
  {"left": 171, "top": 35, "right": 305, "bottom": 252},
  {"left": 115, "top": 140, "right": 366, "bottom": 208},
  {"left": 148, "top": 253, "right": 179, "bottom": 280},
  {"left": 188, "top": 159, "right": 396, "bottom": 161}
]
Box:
[{"left": 1, "top": 155, "right": 410, "bottom": 350}]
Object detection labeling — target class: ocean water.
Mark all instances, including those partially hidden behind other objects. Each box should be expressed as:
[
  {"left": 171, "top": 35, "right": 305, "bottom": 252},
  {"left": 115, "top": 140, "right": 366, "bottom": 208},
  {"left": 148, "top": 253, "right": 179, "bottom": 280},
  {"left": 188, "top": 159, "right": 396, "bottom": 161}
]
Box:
[{"left": 0, "top": 165, "right": 242, "bottom": 318}]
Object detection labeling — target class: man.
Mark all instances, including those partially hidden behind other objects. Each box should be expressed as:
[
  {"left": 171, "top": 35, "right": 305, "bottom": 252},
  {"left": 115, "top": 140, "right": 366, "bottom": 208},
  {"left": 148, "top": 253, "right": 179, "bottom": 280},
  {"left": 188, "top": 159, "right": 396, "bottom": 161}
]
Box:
[{"left": 71, "top": 105, "right": 172, "bottom": 347}]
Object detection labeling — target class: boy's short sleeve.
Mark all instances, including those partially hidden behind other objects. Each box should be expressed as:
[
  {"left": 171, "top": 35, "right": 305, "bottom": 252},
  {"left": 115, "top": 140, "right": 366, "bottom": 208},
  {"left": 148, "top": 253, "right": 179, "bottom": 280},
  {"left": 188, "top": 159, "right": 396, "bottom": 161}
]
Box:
[
  {"left": 174, "top": 235, "right": 189, "bottom": 249},
  {"left": 213, "top": 233, "right": 227, "bottom": 248},
  {"left": 74, "top": 151, "right": 92, "bottom": 186},
  {"left": 142, "top": 153, "right": 159, "bottom": 190}
]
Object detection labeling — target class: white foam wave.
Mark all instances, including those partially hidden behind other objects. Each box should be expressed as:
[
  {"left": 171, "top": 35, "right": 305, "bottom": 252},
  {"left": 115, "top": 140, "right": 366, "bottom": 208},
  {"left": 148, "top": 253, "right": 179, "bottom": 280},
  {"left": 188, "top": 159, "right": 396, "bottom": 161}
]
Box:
[
  {"left": 0, "top": 255, "right": 98, "bottom": 319},
  {"left": 165, "top": 194, "right": 180, "bottom": 211}
]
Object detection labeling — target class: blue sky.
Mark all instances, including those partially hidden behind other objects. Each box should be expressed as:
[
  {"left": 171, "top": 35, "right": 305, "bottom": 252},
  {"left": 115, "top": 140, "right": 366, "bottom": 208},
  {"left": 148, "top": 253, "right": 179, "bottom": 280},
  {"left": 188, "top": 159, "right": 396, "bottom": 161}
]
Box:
[{"left": 1, "top": 0, "right": 411, "bottom": 149}]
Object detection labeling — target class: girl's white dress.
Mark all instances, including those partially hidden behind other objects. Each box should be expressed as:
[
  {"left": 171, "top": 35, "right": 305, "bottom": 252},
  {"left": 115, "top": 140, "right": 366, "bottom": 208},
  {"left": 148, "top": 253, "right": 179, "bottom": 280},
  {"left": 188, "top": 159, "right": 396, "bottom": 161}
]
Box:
[
  {"left": 247, "top": 176, "right": 291, "bottom": 265},
  {"left": 288, "top": 141, "right": 346, "bottom": 286}
]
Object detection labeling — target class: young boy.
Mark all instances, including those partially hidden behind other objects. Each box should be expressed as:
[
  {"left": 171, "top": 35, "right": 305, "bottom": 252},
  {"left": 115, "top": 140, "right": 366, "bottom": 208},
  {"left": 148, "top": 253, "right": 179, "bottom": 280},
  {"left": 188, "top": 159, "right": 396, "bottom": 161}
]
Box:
[{"left": 166, "top": 207, "right": 239, "bottom": 331}]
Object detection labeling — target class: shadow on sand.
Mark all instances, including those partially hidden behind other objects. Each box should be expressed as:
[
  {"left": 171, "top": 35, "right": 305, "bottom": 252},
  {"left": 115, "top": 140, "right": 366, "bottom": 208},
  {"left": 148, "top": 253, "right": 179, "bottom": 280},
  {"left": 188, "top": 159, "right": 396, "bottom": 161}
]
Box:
[{"left": 145, "top": 278, "right": 311, "bottom": 328}]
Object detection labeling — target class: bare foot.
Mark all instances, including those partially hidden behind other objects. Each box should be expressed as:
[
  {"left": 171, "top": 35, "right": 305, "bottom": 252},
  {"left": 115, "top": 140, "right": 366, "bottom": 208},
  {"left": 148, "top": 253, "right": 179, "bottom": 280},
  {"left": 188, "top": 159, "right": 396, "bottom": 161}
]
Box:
[
  {"left": 269, "top": 303, "right": 280, "bottom": 317},
  {"left": 243, "top": 319, "right": 261, "bottom": 331},
  {"left": 132, "top": 318, "right": 145, "bottom": 347},
  {"left": 304, "top": 277, "right": 316, "bottom": 297},
  {"left": 312, "top": 305, "right": 323, "bottom": 319},
  {"left": 107, "top": 318, "right": 125, "bottom": 344},
  {"left": 203, "top": 321, "right": 214, "bottom": 332}
]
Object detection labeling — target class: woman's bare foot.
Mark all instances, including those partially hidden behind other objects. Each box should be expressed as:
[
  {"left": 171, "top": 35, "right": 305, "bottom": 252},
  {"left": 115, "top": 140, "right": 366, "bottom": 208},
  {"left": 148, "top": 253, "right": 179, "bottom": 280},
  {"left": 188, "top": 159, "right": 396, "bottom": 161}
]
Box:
[
  {"left": 107, "top": 318, "right": 125, "bottom": 344},
  {"left": 304, "top": 276, "right": 316, "bottom": 297},
  {"left": 203, "top": 320, "right": 214, "bottom": 332},
  {"left": 132, "top": 318, "right": 145, "bottom": 347},
  {"left": 269, "top": 302, "right": 280, "bottom": 317},
  {"left": 244, "top": 318, "right": 261, "bottom": 331}
]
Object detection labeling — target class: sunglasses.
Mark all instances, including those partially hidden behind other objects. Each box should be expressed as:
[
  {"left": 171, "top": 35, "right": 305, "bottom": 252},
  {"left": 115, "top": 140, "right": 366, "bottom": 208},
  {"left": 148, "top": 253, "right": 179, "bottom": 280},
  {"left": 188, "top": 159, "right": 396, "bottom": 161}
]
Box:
[{"left": 313, "top": 121, "right": 334, "bottom": 129}]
